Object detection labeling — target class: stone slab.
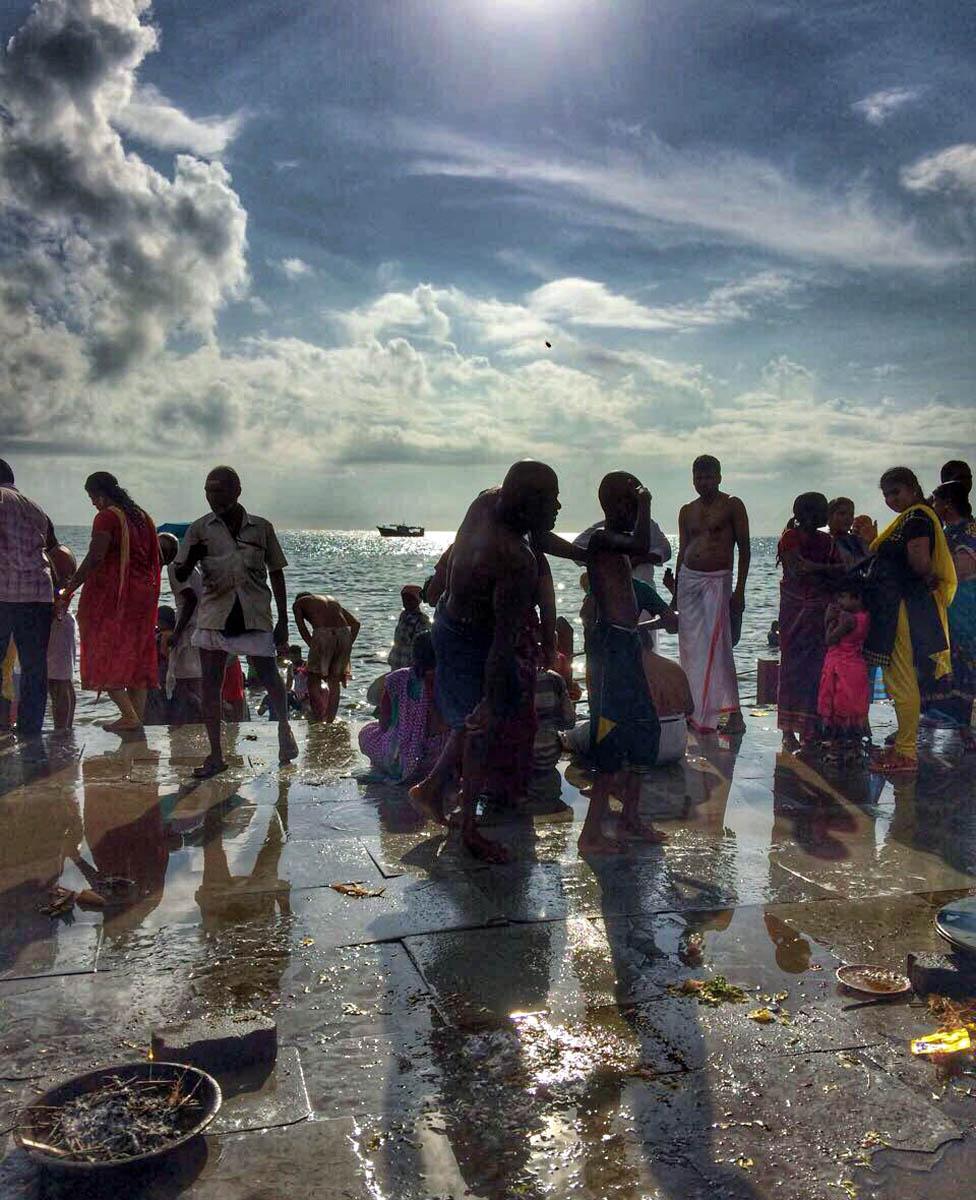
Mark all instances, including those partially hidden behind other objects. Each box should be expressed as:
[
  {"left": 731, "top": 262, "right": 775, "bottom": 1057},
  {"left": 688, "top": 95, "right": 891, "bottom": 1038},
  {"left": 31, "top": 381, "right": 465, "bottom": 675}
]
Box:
[
  {"left": 209, "top": 1046, "right": 310, "bottom": 1135},
  {"left": 0, "top": 924, "right": 99, "bottom": 983},
  {"left": 0, "top": 1115, "right": 368, "bottom": 1200},
  {"left": 151, "top": 1014, "right": 278, "bottom": 1074},
  {"left": 404, "top": 918, "right": 619, "bottom": 1023},
  {"left": 277, "top": 942, "right": 436, "bottom": 1120}
]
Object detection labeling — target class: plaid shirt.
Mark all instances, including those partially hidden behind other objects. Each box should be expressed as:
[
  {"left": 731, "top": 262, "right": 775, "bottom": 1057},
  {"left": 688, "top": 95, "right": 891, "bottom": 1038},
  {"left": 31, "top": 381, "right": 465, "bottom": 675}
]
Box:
[{"left": 0, "top": 486, "right": 53, "bottom": 604}]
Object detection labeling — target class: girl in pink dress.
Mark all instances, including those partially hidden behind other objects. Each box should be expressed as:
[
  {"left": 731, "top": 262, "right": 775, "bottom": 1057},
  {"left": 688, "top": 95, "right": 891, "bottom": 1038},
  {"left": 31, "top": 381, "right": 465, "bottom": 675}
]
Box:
[{"left": 818, "top": 581, "right": 871, "bottom": 760}]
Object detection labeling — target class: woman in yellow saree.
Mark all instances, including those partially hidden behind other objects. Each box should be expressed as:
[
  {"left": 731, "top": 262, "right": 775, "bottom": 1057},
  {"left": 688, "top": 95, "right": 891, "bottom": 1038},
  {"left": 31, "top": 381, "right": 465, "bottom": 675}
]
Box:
[{"left": 856, "top": 467, "right": 956, "bottom": 773}]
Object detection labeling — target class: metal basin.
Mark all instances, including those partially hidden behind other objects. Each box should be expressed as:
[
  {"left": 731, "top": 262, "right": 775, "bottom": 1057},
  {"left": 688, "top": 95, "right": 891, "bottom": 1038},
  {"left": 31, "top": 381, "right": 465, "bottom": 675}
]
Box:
[{"left": 15, "top": 1061, "right": 222, "bottom": 1172}]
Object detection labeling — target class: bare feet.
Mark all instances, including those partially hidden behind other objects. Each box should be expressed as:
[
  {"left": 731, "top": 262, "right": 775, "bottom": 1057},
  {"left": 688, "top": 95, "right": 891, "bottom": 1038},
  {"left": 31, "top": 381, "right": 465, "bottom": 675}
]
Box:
[
  {"left": 102, "top": 718, "right": 143, "bottom": 733},
  {"left": 193, "top": 755, "right": 228, "bottom": 780},
  {"left": 462, "top": 827, "right": 509, "bottom": 863},
  {"left": 278, "top": 727, "right": 299, "bottom": 765},
  {"left": 409, "top": 776, "right": 449, "bottom": 826},
  {"left": 578, "top": 830, "right": 624, "bottom": 857},
  {"left": 871, "top": 749, "right": 917, "bottom": 775},
  {"left": 622, "top": 815, "right": 669, "bottom": 843}
]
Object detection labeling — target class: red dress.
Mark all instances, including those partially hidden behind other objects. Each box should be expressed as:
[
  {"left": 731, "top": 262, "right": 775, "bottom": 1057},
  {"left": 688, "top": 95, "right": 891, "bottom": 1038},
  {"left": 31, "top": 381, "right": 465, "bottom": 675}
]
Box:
[
  {"left": 78, "top": 508, "right": 160, "bottom": 691},
  {"left": 817, "top": 610, "right": 871, "bottom": 735}
]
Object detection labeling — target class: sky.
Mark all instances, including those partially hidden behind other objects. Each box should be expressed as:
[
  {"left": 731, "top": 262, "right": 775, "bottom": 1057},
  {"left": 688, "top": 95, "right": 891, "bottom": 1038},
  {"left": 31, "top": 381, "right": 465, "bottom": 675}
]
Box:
[{"left": 1, "top": 0, "right": 974, "bottom": 533}]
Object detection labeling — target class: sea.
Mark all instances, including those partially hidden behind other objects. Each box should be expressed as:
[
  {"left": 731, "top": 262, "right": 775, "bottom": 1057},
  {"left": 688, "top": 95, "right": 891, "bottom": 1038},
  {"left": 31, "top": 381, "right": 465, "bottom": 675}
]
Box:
[{"left": 51, "top": 528, "right": 783, "bottom": 725}]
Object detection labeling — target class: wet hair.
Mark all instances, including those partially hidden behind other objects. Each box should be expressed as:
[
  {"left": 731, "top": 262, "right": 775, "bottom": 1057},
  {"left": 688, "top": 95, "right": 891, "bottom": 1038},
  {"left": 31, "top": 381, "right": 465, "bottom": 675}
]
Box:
[
  {"left": 294, "top": 592, "right": 311, "bottom": 601},
  {"left": 206, "top": 465, "right": 242, "bottom": 490},
  {"left": 933, "top": 481, "right": 974, "bottom": 520},
  {"left": 941, "top": 459, "right": 972, "bottom": 488},
  {"left": 0, "top": 459, "right": 13, "bottom": 486},
  {"left": 786, "top": 491, "right": 829, "bottom": 531},
  {"left": 157, "top": 531, "right": 179, "bottom": 560},
  {"left": 411, "top": 630, "right": 435, "bottom": 675},
  {"left": 157, "top": 604, "right": 176, "bottom": 629},
  {"left": 48, "top": 545, "right": 77, "bottom": 586},
  {"left": 598, "top": 471, "right": 639, "bottom": 513},
  {"left": 878, "top": 466, "right": 924, "bottom": 502},
  {"left": 85, "top": 471, "right": 147, "bottom": 526},
  {"left": 693, "top": 454, "right": 720, "bottom": 473},
  {"left": 827, "top": 496, "right": 854, "bottom": 518},
  {"left": 288, "top": 644, "right": 303, "bottom": 660}
]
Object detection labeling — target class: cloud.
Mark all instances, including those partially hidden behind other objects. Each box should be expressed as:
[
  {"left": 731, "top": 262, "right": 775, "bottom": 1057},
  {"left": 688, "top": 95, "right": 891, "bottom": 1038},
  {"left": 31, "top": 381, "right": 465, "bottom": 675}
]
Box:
[
  {"left": 0, "top": 0, "right": 248, "bottom": 384},
  {"left": 526, "top": 271, "right": 795, "bottom": 332},
  {"left": 620, "top": 352, "right": 972, "bottom": 496},
  {"left": 2, "top": 276, "right": 969, "bottom": 532},
  {"left": 901, "top": 144, "right": 976, "bottom": 195},
  {"left": 336, "top": 283, "right": 452, "bottom": 342},
  {"left": 155, "top": 382, "right": 239, "bottom": 443},
  {"left": 852, "top": 88, "right": 923, "bottom": 127},
  {"left": 341, "top": 428, "right": 503, "bottom": 466},
  {"left": 114, "top": 83, "right": 244, "bottom": 157},
  {"left": 400, "top": 122, "right": 962, "bottom": 270},
  {"left": 277, "top": 256, "right": 314, "bottom": 280}
]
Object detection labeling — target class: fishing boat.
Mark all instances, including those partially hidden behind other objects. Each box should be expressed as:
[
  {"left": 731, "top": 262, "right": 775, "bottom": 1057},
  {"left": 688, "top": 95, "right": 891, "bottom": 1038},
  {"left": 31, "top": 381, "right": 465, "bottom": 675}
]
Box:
[{"left": 377, "top": 523, "right": 425, "bottom": 538}]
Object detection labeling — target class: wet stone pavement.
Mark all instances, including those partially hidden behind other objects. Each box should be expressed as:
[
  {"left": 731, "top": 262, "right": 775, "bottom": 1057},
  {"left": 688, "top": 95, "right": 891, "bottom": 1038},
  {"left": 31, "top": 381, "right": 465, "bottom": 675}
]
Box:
[{"left": 1, "top": 704, "right": 976, "bottom": 1199}]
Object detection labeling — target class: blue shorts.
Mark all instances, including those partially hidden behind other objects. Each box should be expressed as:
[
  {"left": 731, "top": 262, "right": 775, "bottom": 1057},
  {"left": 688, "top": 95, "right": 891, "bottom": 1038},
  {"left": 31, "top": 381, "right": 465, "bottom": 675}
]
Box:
[{"left": 432, "top": 605, "right": 519, "bottom": 730}]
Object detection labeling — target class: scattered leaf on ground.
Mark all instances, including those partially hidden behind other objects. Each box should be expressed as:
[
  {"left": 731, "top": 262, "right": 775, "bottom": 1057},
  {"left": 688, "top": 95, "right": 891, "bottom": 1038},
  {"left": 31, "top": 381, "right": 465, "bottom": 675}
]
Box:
[
  {"left": 300, "top": 937, "right": 315, "bottom": 947},
  {"left": 672, "top": 975, "right": 747, "bottom": 1006},
  {"left": 748, "top": 1008, "right": 776, "bottom": 1024},
  {"left": 330, "top": 881, "right": 386, "bottom": 899},
  {"left": 735, "top": 1156, "right": 754, "bottom": 1169}
]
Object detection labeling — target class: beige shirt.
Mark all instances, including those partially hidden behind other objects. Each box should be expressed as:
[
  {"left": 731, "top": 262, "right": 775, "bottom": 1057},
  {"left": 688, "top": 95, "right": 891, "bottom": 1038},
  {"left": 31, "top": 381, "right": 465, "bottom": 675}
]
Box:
[{"left": 177, "top": 510, "right": 287, "bottom": 632}]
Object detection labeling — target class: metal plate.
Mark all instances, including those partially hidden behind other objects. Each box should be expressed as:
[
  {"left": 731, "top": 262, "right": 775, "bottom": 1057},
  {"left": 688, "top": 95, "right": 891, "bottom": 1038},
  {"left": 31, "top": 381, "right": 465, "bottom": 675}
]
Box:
[
  {"left": 836, "top": 964, "right": 911, "bottom": 996},
  {"left": 935, "top": 895, "right": 976, "bottom": 958}
]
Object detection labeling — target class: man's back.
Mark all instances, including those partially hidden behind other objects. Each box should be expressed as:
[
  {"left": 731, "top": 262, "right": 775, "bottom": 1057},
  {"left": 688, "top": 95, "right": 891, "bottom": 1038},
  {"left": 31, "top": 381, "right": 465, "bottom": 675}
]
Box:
[
  {"left": 297, "top": 594, "right": 348, "bottom": 629},
  {"left": 0, "top": 486, "right": 53, "bottom": 603},
  {"left": 444, "top": 490, "right": 535, "bottom": 627}
]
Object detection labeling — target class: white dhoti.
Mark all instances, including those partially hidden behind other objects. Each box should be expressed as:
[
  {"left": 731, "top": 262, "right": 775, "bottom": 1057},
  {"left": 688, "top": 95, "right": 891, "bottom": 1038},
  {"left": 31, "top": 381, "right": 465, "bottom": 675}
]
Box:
[
  {"left": 656, "top": 714, "right": 688, "bottom": 763},
  {"left": 677, "top": 567, "right": 740, "bottom": 733},
  {"left": 563, "top": 714, "right": 687, "bottom": 766},
  {"left": 192, "top": 628, "right": 277, "bottom": 657}
]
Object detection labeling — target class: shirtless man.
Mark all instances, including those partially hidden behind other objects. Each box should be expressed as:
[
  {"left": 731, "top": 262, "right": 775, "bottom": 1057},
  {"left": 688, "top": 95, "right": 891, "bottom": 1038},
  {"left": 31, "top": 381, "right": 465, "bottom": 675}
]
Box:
[
  {"left": 293, "top": 593, "right": 361, "bottom": 722},
  {"left": 580, "top": 473, "right": 668, "bottom": 854},
  {"left": 675, "top": 455, "right": 750, "bottom": 734},
  {"left": 409, "top": 461, "right": 561, "bottom": 862}
]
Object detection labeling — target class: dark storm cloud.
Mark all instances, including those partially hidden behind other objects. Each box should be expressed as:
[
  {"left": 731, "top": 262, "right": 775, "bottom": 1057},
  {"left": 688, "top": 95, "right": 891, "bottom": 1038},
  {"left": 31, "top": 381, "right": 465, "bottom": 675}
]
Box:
[
  {"left": 0, "top": 0, "right": 247, "bottom": 386},
  {"left": 154, "top": 384, "right": 239, "bottom": 443}
]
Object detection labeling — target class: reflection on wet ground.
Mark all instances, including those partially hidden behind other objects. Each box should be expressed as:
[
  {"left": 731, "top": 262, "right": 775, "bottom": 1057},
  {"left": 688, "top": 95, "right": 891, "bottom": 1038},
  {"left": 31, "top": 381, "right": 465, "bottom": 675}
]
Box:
[{"left": 1, "top": 702, "right": 975, "bottom": 1198}]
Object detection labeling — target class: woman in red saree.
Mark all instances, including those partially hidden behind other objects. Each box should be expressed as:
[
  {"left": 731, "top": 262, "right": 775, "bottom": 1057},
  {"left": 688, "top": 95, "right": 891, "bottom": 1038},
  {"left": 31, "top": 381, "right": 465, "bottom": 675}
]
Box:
[
  {"left": 58, "top": 472, "right": 160, "bottom": 732},
  {"left": 777, "top": 493, "right": 843, "bottom": 748}
]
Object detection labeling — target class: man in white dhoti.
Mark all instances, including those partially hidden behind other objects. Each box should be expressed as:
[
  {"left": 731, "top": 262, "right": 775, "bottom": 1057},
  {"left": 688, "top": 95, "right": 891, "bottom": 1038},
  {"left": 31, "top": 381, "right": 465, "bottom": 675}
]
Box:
[{"left": 675, "top": 456, "right": 750, "bottom": 734}]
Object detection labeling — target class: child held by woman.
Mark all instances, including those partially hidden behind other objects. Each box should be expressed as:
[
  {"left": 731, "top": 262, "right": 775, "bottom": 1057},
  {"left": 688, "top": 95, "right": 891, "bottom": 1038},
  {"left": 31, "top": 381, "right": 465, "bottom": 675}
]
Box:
[{"left": 817, "top": 580, "right": 871, "bottom": 760}]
